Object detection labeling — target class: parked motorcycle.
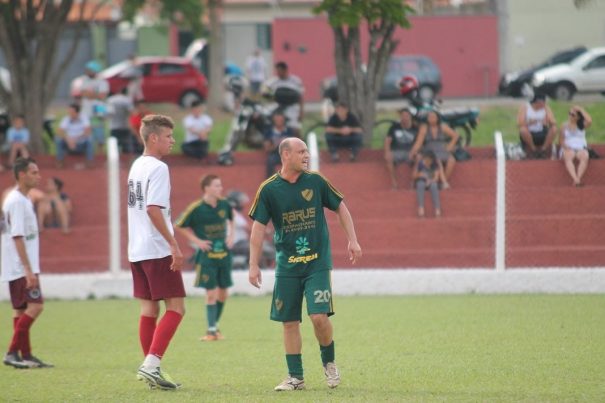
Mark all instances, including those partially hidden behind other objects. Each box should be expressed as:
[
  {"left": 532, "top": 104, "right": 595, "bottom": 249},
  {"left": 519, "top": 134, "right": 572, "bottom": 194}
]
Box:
[
  {"left": 217, "top": 86, "right": 299, "bottom": 166},
  {"left": 399, "top": 75, "right": 479, "bottom": 147}
]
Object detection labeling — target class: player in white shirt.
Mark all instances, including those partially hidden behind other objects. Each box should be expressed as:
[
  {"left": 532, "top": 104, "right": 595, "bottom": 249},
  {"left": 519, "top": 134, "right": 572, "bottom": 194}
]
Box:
[
  {"left": 2, "top": 158, "right": 53, "bottom": 369},
  {"left": 181, "top": 100, "right": 213, "bottom": 160},
  {"left": 127, "top": 115, "right": 185, "bottom": 390}
]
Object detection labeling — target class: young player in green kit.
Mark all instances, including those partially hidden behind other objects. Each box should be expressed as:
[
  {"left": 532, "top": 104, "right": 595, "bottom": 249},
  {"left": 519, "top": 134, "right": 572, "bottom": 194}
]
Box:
[
  {"left": 248, "top": 137, "right": 362, "bottom": 391},
  {"left": 175, "top": 174, "right": 234, "bottom": 341}
]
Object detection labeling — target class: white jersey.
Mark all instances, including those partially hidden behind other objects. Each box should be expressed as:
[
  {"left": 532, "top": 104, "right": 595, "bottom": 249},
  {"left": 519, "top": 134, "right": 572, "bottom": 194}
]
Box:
[
  {"left": 525, "top": 103, "right": 547, "bottom": 133},
  {"left": 127, "top": 156, "right": 173, "bottom": 262},
  {"left": 183, "top": 113, "right": 213, "bottom": 144},
  {"left": 1, "top": 189, "right": 40, "bottom": 282}
]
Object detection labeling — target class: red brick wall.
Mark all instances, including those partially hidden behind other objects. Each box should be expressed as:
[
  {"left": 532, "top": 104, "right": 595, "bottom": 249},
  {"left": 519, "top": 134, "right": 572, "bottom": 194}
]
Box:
[{"left": 272, "top": 15, "right": 499, "bottom": 101}]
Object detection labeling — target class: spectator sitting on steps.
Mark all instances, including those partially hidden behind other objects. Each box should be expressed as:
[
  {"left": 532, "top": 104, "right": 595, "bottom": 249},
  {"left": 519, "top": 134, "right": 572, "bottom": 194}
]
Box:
[
  {"left": 55, "top": 103, "right": 94, "bottom": 169},
  {"left": 413, "top": 150, "right": 446, "bottom": 218},
  {"left": 518, "top": 93, "right": 557, "bottom": 159},
  {"left": 325, "top": 102, "right": 363, "bottom": 163},
  {"left": 6, "top": 114, "right": 30, "bottom": 168},
  {"left": 264, "top": 112, "right": 295, "bottom": 178},
  {"left": 384, "top": 108, "right": 418, "bottom": 189},
  {"left": 558, "top": 105, "right": 592, "bottom": 187},
  {"left": 181, "top": 100, "right": 212, "bottom": 161}
]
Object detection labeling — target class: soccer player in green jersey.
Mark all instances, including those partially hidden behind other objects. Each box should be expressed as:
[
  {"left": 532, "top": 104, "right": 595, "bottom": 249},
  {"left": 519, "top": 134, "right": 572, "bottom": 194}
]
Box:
[
  {"left": 175, "top": 174, "right": 234, "bottom": 341},
  {"left": 248, "top": 137, "right": 362, "bottom": 391}
]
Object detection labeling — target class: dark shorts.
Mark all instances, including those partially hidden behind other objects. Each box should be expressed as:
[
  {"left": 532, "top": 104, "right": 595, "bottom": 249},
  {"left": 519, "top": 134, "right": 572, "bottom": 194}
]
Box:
[
  {"left": 9, "top": 275, "right": 44, "bottom": 310},
  {"left": 521, "top": 127, "right": 549, "bottom": 148},
  {"left": 193, "top": 254, "right": 233, "bottom": 290},
  {"left": 130, "top": 255, "right": 186, "bottom": 301},
  {"left": 270, "top": 270, "right": 334, "bottom": 322},
  {"left": 392, "top": 149, "right": 412, "bottom": 165}
]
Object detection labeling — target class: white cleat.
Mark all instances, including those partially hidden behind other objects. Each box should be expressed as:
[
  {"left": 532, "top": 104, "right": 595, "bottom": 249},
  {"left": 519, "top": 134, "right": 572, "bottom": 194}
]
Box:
[
  {"left": 274, "top": 376, "right": 305, "bottom": 391},
  {"left": 324, "top": 362, "right": 340, "bottom": 388}
]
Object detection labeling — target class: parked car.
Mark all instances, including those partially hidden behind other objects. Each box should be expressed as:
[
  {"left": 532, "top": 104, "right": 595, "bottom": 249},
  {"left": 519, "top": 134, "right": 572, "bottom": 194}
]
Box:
[
  {"left": 499, "top": 46, "right": 587, "bottom": 97},
  {"left": 322, "top": 55, "right": 442, "bottom": 101},
  {"left": 532, "top": 47, "right": 605, "bottom": 100},
  {"left": 71, "top": 56, "right": 208, "bottom": 107}
]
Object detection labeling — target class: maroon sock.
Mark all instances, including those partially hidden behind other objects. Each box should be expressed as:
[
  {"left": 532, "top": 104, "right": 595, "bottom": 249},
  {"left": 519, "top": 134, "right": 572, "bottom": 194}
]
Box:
[
  {"left": 8, "top": 314, "right": 34, "bottom": 356},
  {"left": 148, "top": 311, "right": 182, "bottom": 359},
  {"left": 139, "top": 316, "right": 157, "bottom": 356}
]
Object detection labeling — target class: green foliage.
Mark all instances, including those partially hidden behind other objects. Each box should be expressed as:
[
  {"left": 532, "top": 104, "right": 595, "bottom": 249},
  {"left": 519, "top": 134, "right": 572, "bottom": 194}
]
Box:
[
  {"left": 0, "top": 295, "right": 604, "bottom": 401},
  {"left": 313, "top": 0, "right": 414, "bottom": 28},
  {"left": 122, "top": 0, "right": 204, "bottom": 37}
]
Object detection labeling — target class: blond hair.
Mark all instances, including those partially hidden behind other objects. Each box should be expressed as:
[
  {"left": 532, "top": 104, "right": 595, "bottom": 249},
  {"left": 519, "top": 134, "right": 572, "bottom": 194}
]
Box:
[{"left": 140, "top": 114, "right": 174, "bottom": 143}]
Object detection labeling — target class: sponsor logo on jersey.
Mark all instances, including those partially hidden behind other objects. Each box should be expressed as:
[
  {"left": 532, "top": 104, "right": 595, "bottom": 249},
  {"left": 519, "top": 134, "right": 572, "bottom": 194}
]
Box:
[
  {"left": 295, "top": 236, "right": 310, "bottom": 255},
  {"left": 282, "top": 207, "right": 315, "bottom": 225},
  {"left": 288, "top": 253, "right": 319, "bottom": 264},
  {"left": 207, "top": 251, "right": 228, "bottom": 259},
  {"left": 301, "top": 189, "right": 313, "bottom": 201}
]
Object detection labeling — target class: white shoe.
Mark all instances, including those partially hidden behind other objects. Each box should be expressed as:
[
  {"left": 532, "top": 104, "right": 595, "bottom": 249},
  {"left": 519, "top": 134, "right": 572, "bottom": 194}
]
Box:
[
  {"left": 274, "top": 376, "right": 305, "bottom": 391},
  {"left": 324, "top": 362, "right": 340, "bottom": 388}
]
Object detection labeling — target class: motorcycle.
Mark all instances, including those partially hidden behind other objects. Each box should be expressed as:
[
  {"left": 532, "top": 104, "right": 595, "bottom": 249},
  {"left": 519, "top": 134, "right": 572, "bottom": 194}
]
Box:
[
  {"left": 217, "top": 86, "right": 300, "bottom": 166},
  {"left": 400, "top": 75, "right": 479, "bottom": 147}
]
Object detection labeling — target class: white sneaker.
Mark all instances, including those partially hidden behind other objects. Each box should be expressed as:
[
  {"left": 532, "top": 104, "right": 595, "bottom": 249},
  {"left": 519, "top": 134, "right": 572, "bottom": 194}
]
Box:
[
  {"left": 324, "top": 362, "right": 340, "bottom": 388},
  {"left": 274, "top": 376, "right": 305, "bottom": 391}
]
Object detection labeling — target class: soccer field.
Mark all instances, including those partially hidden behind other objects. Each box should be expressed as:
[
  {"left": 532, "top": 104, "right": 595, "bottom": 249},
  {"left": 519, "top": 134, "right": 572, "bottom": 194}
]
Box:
[{"left": 0, "top": 295, "right": 604, "bottom": 402}]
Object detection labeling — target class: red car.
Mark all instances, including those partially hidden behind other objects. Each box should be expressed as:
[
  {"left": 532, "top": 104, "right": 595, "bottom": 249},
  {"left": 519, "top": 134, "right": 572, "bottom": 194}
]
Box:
[{"left": 71, "top": 56, "right": 208, "bottom": 107}]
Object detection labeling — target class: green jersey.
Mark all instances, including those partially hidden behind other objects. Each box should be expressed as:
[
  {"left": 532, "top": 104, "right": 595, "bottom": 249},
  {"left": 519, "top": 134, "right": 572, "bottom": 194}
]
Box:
[
  {"left": 175, "top": 198, "right": 233, "bottom": 264},
  {"left": 249, "top": 171, "right": 343, "bottom": 277}
]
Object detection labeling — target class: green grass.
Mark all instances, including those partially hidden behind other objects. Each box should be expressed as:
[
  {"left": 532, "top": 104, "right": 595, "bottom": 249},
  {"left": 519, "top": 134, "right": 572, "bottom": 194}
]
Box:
[{"left": 1, "top": 295, "right": 604, "bottom": 402}]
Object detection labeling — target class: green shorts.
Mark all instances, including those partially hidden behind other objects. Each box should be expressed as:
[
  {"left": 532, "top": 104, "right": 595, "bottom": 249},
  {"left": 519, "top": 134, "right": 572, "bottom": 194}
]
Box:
[
  {"left": 270, "top": 269, "right": 334, "bottom": 322},
  {"left": 193, "top": 254, "right": 233, "bottom": 290}
]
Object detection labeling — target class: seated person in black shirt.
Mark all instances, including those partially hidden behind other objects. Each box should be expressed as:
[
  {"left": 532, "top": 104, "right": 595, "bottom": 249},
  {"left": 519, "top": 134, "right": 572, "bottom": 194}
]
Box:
[
  {"left": 264, "top": 112, "right": 295, "bottom": 177},
  {"left": 326, "top": 102, "right": 363, "bottom": 162},
  {"left": 384, "top": 108, "right": 418, "bottom": 189}
]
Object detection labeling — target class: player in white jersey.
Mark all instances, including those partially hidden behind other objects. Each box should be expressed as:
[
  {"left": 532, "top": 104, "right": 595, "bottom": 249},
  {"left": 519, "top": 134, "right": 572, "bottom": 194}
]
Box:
[
  {"left": 127, "top": 114, "right": 185, "bottom": 390},
  {"left": 2, "top": 157, "right": 53, "bottom": 369}
]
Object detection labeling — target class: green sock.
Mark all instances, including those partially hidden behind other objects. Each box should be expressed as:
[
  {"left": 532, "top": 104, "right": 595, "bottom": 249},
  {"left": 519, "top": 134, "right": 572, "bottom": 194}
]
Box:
[
  {"left": 206, "top": 304, "right": 217, "bottom": 332},
  {"left": 285, "top": 354, "right": 303, "bottom": 379},
  {"left": 320, "top": 341, "right": 335, "bottom": 365},
  {"left": 216, "top": 301, "right": 225, "bottom": 322}
]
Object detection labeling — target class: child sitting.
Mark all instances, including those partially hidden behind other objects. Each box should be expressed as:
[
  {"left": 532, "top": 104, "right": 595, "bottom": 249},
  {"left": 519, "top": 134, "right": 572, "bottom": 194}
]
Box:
[
  {"left": 413, "top": 150, "right": 448, "bottom": 218},
  {"left": 6, "top": 114, "right": 30, "bottom": 167}
]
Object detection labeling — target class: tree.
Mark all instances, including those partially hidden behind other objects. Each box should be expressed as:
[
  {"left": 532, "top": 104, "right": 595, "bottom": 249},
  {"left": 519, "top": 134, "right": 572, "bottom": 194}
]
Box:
[
  {"left": 0, "top": 0, "right": 203, "bottom": 153},
  {"left": 314, "top": 0, "right": 413, "bottom": 144}
]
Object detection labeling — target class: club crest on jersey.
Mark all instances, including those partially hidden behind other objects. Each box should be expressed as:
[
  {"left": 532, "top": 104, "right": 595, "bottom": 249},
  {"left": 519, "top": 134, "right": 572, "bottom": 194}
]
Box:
[
  {"left": 218, "top": 210, "right": 226, "bottom": 218},
  {"left": 301, "top": 189, "right": 313, "bottom": 201},
  {"left": 275, "top": 299, "right": 283, "bottom": 311}
]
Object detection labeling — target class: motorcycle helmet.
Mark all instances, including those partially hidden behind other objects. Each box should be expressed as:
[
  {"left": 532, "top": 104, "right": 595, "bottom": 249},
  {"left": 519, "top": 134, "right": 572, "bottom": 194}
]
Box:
[
  {"left": 226, "top": 190, "right": 250, "bottom": 212},
  {"left": 227, "top": 75, "right": 245, "bottom": 97},
  {"left": 399, "top": 75, "right": 419, "bottom": 97},
  {"left": 85, "top": 60, "right": 102, "bottom": 74}
]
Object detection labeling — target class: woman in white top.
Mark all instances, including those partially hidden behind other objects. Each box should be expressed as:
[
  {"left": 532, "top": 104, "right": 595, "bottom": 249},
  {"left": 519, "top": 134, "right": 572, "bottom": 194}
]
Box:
[{"left": 559, "top": 106, "right": 592, "bottom": 187}]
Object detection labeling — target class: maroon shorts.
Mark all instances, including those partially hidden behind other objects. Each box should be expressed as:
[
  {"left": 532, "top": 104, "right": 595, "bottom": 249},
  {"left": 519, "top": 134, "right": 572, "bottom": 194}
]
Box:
[
  {"left": 9, "top": 275, "right": 44, "bottom": 310},
  {"left": 130, "top": 255, "right": 186, "bottom": 301}
]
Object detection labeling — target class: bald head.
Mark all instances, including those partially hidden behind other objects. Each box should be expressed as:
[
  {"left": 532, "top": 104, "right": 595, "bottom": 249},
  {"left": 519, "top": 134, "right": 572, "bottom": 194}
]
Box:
[{"left": 279, "top": 137, "right": 305, "bottom": 158}]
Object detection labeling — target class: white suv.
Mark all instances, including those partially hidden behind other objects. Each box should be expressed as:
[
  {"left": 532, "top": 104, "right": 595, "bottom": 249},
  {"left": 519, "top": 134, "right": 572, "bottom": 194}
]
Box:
[{"left": 532, "top": 47, "right": 605, "bottom": 100}]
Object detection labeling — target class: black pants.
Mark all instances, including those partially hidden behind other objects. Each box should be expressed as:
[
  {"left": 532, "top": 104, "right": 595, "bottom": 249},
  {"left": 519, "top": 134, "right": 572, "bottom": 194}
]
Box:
[
  {"left": 182, "top": 140, "right": 209, "bottom": 159},
  {"left": 326, "top": 133, "right": 363, "bottom": 156},
  {"left": 110, "top": 128, "right": 138, "bottom": 154}
]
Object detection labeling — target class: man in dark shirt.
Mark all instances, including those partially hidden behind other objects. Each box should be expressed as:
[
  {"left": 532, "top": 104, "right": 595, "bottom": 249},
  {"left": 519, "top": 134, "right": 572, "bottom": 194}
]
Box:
[
  {"left": 325, "top": 102, "right": 363, "bottom": 162},
  {"left": 384, "top": 108, "right": 418, "bottom": 189},
  {"left": 264, "top": 112, "right": 295, "bottom": 177}
]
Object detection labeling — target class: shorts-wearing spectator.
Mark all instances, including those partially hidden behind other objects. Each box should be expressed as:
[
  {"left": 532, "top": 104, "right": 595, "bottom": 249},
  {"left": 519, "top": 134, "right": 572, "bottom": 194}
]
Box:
[
  {"left": 384, "top": 108, "right": 418, "bottom": 189},
  {"left": 181, "top": 101, "right": 212, "bottom": 160},
  {"left": 107, "top": 88, "right": 134, "bottom": 153},
  {"left": 264, "top": 112, "right": 296, "bottom": 177},
  {"left": 411, "top": 110, "right": 458, "bottom": 185},
  {"left": 326, "top": 102, "right": 363, "bottom": 163},
  {"left": 559, "top": 106, "right": 592, "bottom": 187},
  {"left": 6, "top": 115, "right": 30, "bottom": 167},
  {"left": 55, "top": 104, "right": 93, "bottom": 169},
  {"left": 518, "top": 93, "right": 557, "bottom": 159}
]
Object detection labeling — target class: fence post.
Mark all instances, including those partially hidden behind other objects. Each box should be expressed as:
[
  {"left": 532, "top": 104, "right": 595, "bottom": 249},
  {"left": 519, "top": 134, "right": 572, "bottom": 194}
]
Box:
[
  {"left": 308, "top": 132, "right": 320, "bottom": 172},
  {"left": 107, "top": 137, "right": 121, "bottom": 275},
  {"left": 494, "top": 131, "right": 506, "bottom": 272}
]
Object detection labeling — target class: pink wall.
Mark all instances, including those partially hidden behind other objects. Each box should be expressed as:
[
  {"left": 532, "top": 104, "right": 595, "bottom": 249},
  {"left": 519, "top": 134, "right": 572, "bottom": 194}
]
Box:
[{"left": 272, "top": 15, "right": 499, "bottom": 101}]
